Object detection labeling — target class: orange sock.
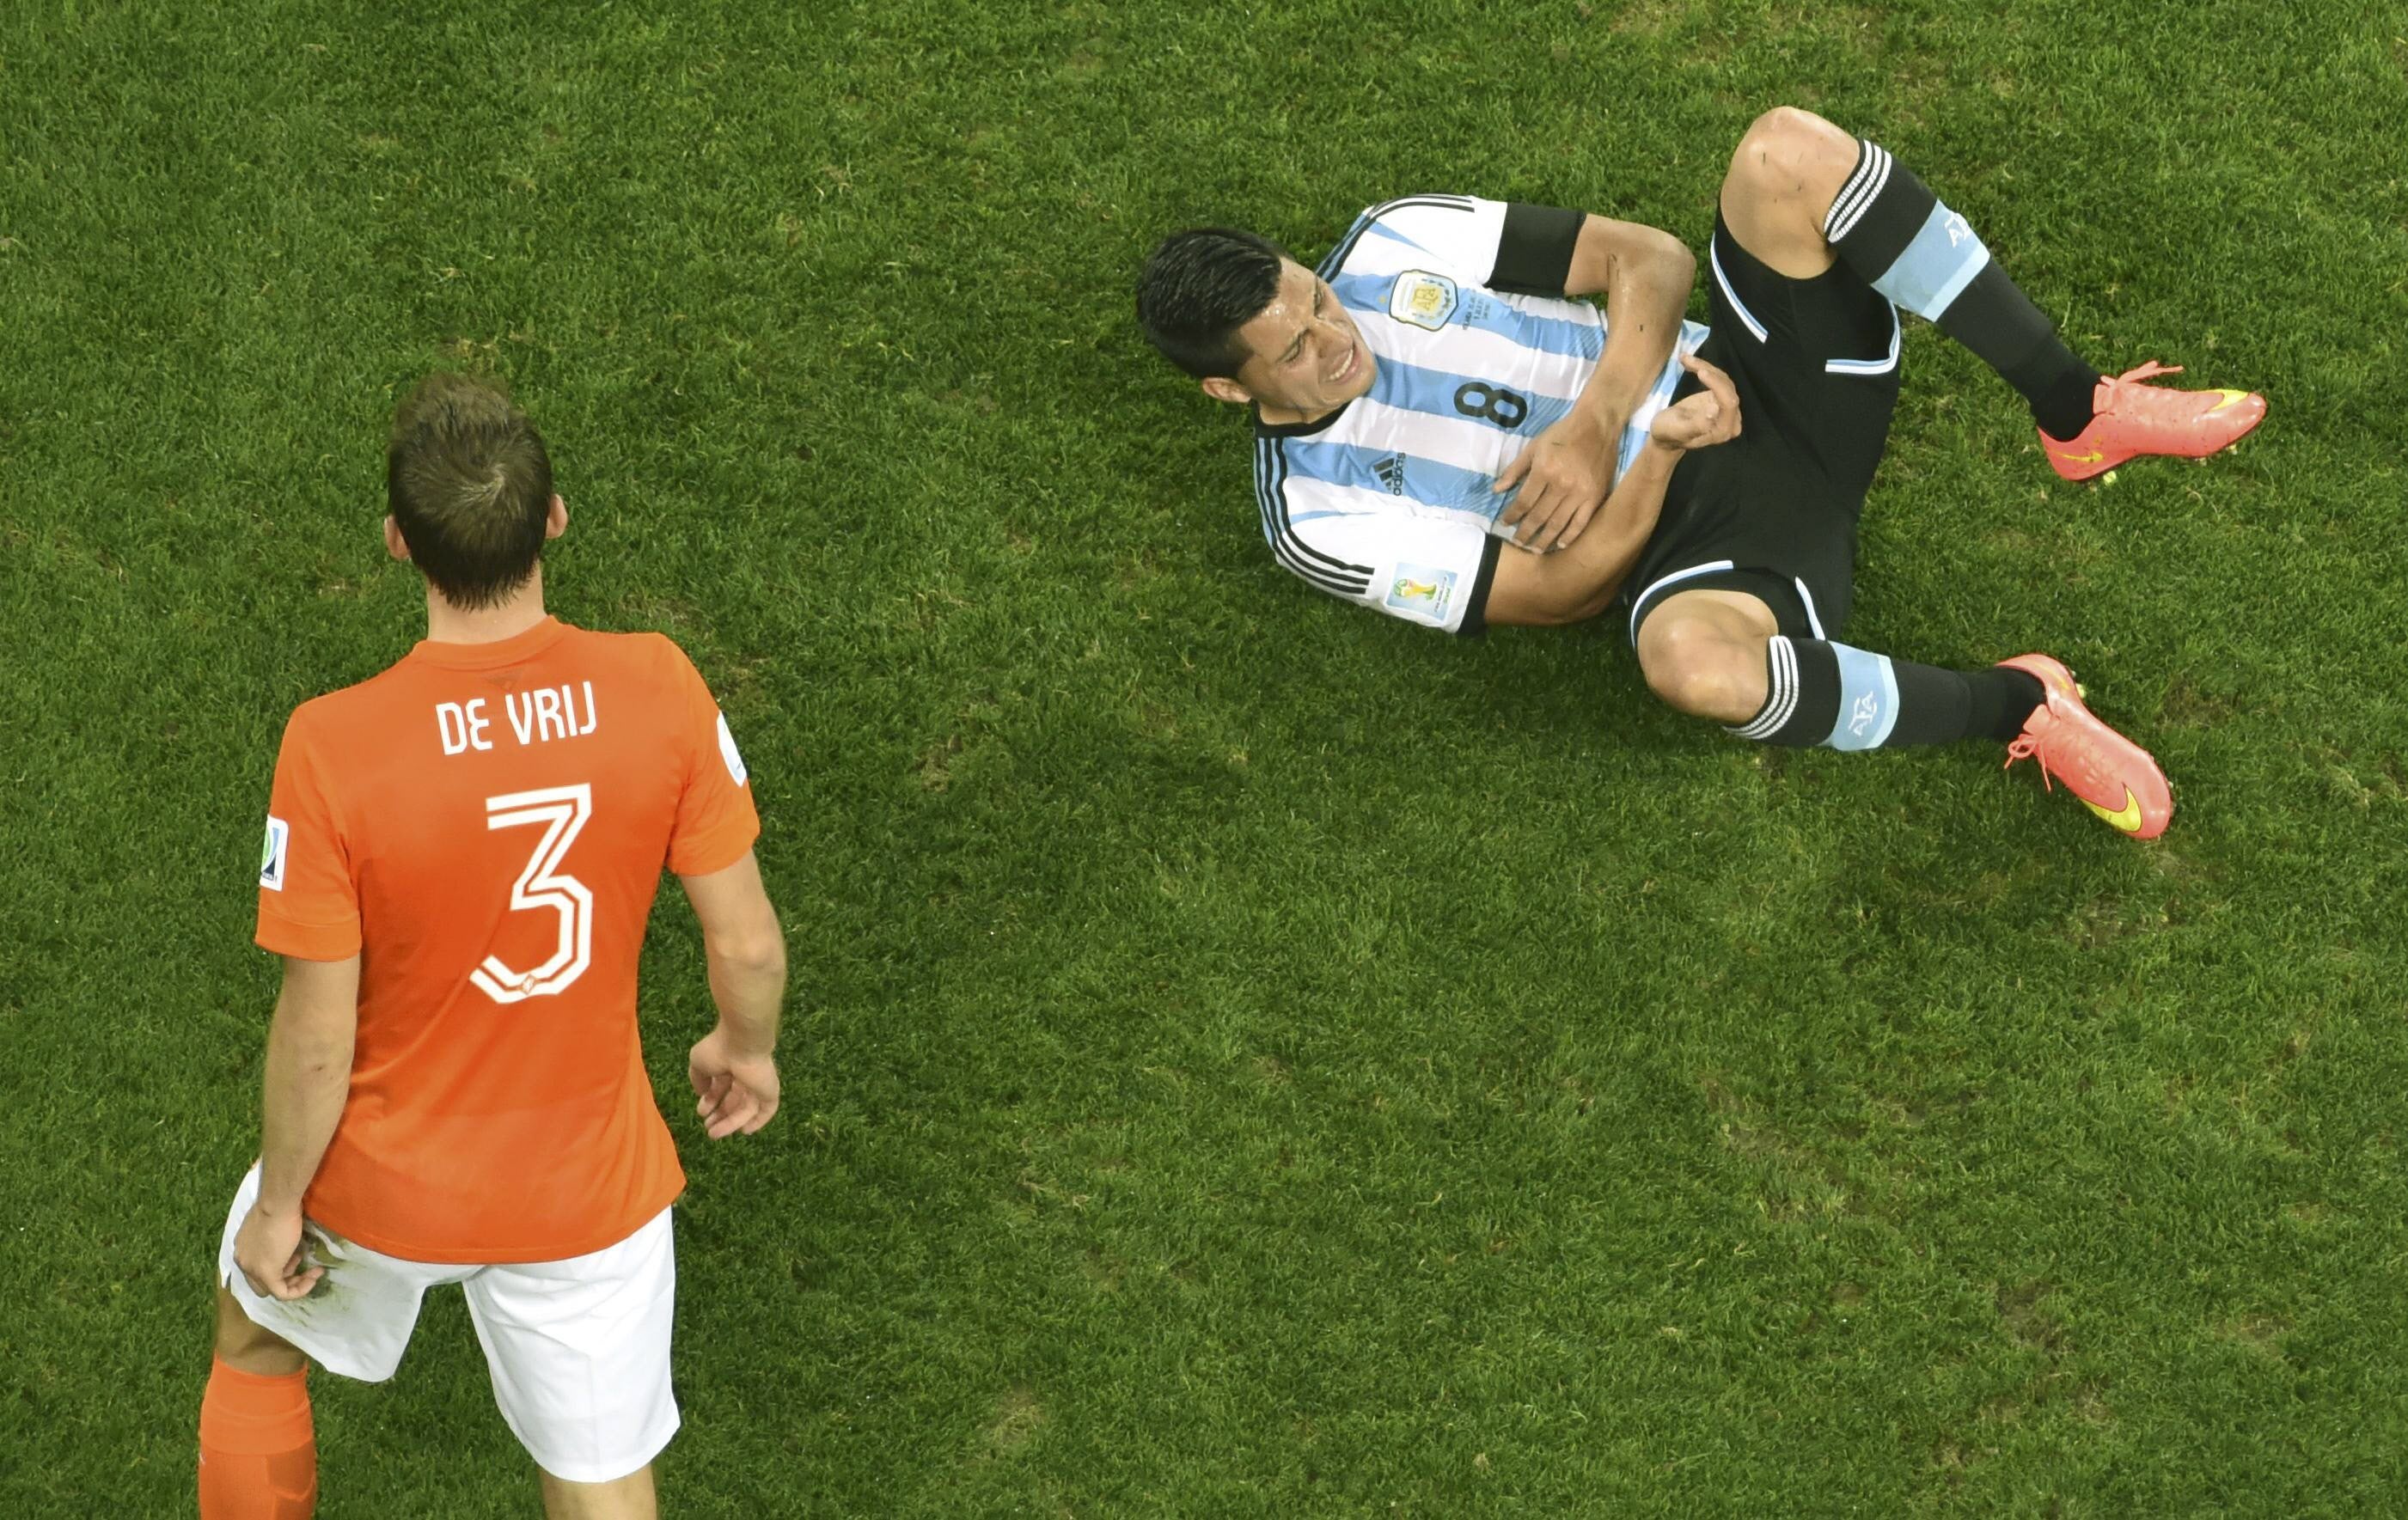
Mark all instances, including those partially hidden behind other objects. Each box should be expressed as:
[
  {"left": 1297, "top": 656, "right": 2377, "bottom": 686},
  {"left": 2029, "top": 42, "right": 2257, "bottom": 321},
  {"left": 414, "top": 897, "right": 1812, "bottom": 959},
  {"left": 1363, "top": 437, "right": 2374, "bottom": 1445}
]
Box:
[{"left": 199, "top": 1358, "right": 317, "bottom": 1519}]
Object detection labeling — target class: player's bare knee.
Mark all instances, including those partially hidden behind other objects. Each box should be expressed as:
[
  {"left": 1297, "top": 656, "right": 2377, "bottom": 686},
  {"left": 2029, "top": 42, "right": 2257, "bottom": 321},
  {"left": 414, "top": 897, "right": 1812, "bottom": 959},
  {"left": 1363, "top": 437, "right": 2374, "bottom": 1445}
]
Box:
[
  {"left": 1639, "top": 618, "right": 1761, "bottom": 721},
  {"left": 1727, "top": 107, "right": 1855, "bottom": 211}
]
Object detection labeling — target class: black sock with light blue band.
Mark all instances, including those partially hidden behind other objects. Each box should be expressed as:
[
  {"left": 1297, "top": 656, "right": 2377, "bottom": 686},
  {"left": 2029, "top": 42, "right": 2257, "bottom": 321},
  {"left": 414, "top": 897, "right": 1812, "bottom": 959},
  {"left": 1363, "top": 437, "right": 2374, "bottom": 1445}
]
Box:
[
  {"left": 1823, "top": 138, "right": 2100, "bottom": 443},
  {"left": 1731, "top": 637, "right": 2044, "bottom": 749}
]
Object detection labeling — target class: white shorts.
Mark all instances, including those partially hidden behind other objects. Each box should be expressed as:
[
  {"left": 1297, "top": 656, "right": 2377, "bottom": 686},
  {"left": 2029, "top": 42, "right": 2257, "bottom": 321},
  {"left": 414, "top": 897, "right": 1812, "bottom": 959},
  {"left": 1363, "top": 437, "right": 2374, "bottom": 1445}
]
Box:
[{"left": 217, "top": 1163, "right": 679, "bottom": 1484}]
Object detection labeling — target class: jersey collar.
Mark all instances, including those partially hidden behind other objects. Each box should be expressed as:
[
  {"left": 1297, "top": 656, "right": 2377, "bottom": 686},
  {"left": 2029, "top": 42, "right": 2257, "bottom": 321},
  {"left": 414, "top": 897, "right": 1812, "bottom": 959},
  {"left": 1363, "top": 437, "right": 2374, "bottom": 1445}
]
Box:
[
  {"left": 406, "top": 615, "right": 571, "bottom": 670},
  {"left": 1252, "top": 399, "right": 1354, "bottom": 438}
]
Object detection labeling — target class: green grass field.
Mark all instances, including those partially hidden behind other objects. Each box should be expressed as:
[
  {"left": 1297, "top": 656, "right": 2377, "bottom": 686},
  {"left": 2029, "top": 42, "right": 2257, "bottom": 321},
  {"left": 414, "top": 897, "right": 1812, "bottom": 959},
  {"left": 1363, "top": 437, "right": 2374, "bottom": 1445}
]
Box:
[{"left": 7, "top": 1, "right": 2407, "bottom": 1513}]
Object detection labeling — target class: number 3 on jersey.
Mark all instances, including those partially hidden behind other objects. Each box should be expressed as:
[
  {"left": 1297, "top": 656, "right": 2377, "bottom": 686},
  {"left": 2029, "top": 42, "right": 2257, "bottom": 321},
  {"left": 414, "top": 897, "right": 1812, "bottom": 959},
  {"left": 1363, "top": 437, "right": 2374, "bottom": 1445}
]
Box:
[{"left": 471, "top": 784, "right": 594, "bottom": 1004}]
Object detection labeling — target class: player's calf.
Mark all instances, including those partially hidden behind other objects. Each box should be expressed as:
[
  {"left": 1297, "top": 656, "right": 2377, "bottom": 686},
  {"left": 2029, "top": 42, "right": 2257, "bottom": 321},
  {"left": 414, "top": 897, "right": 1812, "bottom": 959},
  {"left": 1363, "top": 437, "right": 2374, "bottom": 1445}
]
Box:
[
  {"left": 1781, "top": 117, "right": 2264, "bottom": 467},
  {"left": 538, "top": 1463, "right": 658, "bottom": 1520},
  {"left": 1810, "top": 127, "right": 2105, "bottom": 444},
  {"left": 1715, "top": 108, "right": 2105, "bottom": 443},
  {"left": 1722, "top": 633, "right": 2043, "bottom": 751},
  {"left": 200, "top": 1288, "right": 316, "bottom": 1519},
  {"left": 1642, "top": 593, "right": 2042, "bottom": 751},
  {"left": 214, "top": 1283, "right": 306, "bottom": 1377},
  {"left": 1644, "top": 599, "right": 2171, "bottom": 834}
]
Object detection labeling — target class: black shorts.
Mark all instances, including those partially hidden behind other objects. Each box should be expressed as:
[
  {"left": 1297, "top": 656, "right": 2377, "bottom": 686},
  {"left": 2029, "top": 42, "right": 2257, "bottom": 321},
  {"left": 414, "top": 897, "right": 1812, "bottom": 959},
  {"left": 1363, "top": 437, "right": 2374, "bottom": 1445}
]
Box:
[{"left": 1621, "top": 212, "right": 1904, "bottom": 644}]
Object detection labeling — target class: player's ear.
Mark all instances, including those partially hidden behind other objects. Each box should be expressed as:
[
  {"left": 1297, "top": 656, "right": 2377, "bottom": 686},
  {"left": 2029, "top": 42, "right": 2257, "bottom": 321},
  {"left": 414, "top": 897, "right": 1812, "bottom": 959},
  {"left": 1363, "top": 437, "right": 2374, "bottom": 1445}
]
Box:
[
  {"left": 545, "top": 493, "right": 567, "bottom": 540},
  {"left": 1199, "top": 376, "right": 1253, "bottom": 406},
  {"left": 382, "top": 516, "right": 411, "bottom": 562}
]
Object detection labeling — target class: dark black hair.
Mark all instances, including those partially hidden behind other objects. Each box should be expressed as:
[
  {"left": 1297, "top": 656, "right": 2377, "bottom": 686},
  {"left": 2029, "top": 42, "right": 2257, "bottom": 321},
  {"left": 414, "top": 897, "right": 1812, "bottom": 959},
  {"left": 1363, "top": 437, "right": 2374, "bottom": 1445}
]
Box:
[{"left": 1135, "top": 227, "right": 1293, "bottom": 380}]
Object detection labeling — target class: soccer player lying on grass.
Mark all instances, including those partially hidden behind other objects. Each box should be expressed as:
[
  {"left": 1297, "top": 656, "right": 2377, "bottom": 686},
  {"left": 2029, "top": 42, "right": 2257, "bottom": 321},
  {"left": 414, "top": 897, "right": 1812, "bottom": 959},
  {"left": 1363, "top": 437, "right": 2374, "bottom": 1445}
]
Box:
[
  {"left": 1136, "top": 107, "right": 2265, "bottom": 838},
  {"left": 202, "top": 375, "right": 787, "bottom": 1520}
]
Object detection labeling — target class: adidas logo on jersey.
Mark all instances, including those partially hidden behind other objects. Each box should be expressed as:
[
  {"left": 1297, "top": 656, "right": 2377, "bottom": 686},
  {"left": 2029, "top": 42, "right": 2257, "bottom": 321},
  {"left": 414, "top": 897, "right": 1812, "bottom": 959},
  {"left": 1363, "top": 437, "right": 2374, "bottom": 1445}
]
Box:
[{"left": 1372, "top": 455, "right": 1407, "bottom": 495}]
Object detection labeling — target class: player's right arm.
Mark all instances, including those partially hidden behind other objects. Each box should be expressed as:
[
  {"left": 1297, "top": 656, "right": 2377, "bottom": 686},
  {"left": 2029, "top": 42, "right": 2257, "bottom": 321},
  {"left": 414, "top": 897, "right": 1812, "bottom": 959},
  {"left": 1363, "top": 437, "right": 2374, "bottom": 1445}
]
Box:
[
  {"left": 1348, "top": 196, "right": 1696, "bottom": 552},
  {"left": 657, "top": 635, "right": 785, "bottom": 1139},
  {"left": 1482, "top": 354, "right": 1741, "bottom": 627},
  {"left": 679, "top": 849, "right": 787, "bottom": 1139}
]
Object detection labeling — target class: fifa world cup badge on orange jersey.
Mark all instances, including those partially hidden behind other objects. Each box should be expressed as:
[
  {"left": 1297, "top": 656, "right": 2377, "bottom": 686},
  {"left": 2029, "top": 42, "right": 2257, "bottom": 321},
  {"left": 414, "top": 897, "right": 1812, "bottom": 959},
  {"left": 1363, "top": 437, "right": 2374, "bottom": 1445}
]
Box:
[
  {"left": 260, "top": 815, "right": 290, "bottom": 890},
  {"left": 1388, "top": 270, "right": 1459, "bottom": 331}
]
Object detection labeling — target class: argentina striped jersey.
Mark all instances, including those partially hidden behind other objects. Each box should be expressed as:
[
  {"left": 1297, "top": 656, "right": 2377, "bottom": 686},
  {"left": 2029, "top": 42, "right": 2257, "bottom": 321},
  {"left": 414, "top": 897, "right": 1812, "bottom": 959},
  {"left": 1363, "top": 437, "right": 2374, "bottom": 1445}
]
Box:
[{"left": 1256, "top": 193, "right": 1708, "bottom": 634}]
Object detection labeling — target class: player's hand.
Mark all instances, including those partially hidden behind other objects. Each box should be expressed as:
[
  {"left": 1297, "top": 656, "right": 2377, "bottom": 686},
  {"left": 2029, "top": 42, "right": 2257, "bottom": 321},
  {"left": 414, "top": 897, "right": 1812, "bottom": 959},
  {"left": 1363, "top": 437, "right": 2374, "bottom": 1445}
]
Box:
[
  {"left": 233, "top": 1200, "right": 322, "bottom": 1302},
  {"left": 1493, "top": 410, "right": 1618, "bottom": 551},
  {"left": 1648, "top": 354, "right": 1741, "bottom": 451},
  {"left": 689, "top": 1023, "right": 780, "bottom": 1139}
]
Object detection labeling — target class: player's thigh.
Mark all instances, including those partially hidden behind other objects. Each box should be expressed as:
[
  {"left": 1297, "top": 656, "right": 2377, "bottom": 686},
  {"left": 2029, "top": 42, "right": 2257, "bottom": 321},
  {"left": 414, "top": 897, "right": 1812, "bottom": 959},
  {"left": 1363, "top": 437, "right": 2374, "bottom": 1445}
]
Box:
[
  {"left": 1719, "top": 106, "right": 1861, "bottom": 278},
  {"left": 1702, "top": 212, "right": 1902, "bottom": 438},
  {"left": 215, "top": 1162, "right": 443, "bottom": 1383},
  {"left": 464, "top": 1207, "right": 678, "bottom": 1487}
]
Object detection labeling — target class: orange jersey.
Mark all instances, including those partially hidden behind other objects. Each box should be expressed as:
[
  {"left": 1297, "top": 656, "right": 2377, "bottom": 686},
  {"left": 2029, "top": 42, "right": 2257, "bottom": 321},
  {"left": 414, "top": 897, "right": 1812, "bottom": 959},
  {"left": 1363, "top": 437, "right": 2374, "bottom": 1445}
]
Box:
[{"left": 254, "top": 617, "right": 758, "bottom": 1263}]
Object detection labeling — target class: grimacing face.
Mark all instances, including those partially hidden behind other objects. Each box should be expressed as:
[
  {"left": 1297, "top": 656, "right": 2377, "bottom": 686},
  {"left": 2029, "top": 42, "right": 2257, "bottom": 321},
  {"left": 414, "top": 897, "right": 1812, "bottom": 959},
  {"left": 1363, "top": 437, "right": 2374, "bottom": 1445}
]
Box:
[{"left": 1201, "top": 257, "right": 1377, "bottom": 422}]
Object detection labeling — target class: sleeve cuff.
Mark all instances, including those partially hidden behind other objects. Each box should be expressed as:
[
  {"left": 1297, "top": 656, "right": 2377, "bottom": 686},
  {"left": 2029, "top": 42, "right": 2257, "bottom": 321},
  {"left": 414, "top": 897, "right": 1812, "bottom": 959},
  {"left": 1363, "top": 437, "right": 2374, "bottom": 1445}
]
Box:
[
  {"left": 1456, "top": 535, "right": 1505, "bottom": 638},
  {"left": 257, "top": 914, "right": 363, "bottom": 962},
  {"left": 1490, "top": 203, "right": 1586, "bottom": 296},
  {"left": 668, "top": 818, "right": 761, "bottom": 880}
]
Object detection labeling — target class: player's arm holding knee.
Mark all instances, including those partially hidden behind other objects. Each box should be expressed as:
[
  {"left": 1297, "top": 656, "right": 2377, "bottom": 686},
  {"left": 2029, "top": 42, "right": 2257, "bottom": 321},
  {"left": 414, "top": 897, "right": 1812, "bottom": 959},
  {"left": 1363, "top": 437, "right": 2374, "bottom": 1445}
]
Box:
[
  {"left": 1495, "top": 213, "right": 1697, "bottom": 550},
  {"left": 680, "top": 849, "right": 787, "bottom": 1138},
  {"left": 1484, "top": 354, "right": 1740, "bottom": 628},
  {"left": 1565, "top": 214, "right": 1696, "bottom": 416}
]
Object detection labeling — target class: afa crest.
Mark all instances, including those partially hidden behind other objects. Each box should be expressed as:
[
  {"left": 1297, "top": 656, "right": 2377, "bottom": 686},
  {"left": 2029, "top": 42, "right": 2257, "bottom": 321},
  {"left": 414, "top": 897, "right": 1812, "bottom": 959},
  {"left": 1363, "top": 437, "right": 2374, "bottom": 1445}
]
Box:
[{"left": 1387, "top": 270, "right": 1459, "bottom": 332}]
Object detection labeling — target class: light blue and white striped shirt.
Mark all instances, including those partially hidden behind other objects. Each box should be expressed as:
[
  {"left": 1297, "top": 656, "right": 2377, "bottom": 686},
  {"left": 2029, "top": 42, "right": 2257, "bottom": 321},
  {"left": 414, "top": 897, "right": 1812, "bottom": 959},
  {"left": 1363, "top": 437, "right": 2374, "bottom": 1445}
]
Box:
[{"left": 1256, "top": 194, "right": 1706, "bottom": 634}]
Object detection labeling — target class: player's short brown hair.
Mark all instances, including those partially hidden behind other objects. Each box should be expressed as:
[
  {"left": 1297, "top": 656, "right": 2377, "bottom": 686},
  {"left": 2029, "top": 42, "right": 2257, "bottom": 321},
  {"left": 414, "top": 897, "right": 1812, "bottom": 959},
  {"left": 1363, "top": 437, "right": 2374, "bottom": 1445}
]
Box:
[{"left": 386, "top": 373, "right": 555, "bottom": 609}]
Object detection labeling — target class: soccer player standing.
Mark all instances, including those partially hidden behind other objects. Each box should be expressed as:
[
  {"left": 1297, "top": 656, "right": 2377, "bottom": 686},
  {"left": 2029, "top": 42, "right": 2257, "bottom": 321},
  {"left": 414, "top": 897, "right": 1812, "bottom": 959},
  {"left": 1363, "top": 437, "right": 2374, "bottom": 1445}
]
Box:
[
  {"left": 199, "top": 375, "right": 788, "bottom": 1519},
  {"left": 1138, "top": 108, "right": 2267, "bottom": 837}
]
